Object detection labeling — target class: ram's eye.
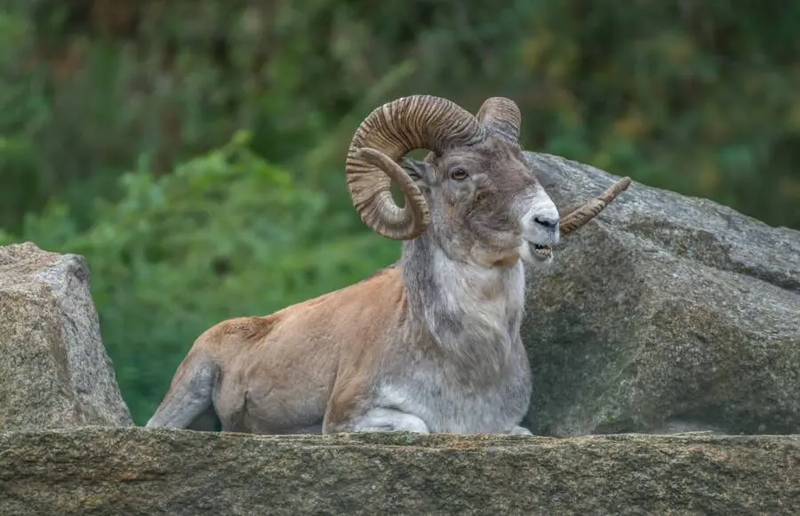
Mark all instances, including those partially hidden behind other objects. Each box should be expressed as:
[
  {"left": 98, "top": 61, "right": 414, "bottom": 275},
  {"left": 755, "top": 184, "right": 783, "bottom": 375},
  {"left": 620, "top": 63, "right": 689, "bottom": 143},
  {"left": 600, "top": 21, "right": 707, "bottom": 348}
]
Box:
[{"left": 450, "top": 168, "right": 469, "bottom": 181}]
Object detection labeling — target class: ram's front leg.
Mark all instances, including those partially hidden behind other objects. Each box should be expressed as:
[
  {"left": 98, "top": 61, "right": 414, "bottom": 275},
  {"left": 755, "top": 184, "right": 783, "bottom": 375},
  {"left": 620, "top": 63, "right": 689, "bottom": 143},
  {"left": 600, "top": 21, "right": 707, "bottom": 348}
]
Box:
[
  {"left": 349, "top": 407, "right": 430, "bottom": 433},
  {"left": 509, "top": 425, "right": 533, "bottom": 436}
]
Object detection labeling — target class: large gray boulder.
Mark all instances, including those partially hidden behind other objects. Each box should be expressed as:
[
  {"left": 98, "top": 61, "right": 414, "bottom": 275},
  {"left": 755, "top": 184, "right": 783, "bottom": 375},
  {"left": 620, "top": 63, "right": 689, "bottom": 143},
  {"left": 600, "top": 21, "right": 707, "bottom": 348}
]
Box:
[
  {"left": 0, "top": 427, "right": 797, "bottom": 515},
  {"left": 0, "top": 242, "right": 132, "bottom": 430},
  {"left": 522, "top": 152, "right": 800, "bottom": 437}
]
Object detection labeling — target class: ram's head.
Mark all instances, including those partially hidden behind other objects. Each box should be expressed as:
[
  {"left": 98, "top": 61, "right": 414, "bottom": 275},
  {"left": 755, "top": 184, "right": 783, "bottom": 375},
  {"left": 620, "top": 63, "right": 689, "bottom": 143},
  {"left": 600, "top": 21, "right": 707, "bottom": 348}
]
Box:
[{"left": 345, "top": 95, "right": 630, "bottom": 268}]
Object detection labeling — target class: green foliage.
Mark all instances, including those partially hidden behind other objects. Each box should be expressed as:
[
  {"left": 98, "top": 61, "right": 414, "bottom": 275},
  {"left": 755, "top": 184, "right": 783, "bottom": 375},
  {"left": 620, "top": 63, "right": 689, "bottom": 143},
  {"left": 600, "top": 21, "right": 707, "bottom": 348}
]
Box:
[
  {"left": 2, "top": 1, "right": 799, "bottom": 233},
  {"left": 0, "top": 1, "right": 798, "bottom": 422},
  {"left": 2, "top": 134, "right": 400, "bottom": 423}
]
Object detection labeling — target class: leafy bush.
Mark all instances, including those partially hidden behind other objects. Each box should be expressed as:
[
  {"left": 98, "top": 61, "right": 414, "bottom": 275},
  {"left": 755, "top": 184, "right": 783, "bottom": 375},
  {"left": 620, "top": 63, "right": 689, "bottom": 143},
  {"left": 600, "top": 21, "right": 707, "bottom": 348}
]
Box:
[{"left": 1, "top": 133, "right": 400, "bottom": 423}]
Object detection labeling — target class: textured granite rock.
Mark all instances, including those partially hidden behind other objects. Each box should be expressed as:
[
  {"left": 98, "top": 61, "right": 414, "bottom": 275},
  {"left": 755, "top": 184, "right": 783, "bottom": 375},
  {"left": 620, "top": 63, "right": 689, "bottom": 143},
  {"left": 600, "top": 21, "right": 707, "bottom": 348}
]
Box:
[
  {"left": 521, "top": 151, "right": 800, "bottom": 436},
  {"left": 0, "top": 427, "right": 797, "bottom": 515},
  {"left": 0, "top": 242, "right": 132, "bottom": 430}
]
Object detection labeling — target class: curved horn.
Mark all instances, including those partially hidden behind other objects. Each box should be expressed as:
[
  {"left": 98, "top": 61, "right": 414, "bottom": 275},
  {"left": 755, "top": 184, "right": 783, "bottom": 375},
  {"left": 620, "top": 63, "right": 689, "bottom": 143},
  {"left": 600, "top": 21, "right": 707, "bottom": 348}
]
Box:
[
  {"left": 346, "top": 95, "right": 484, "bottom": 240},
  {"left": 560, "top": 177, "right": 632, "bottom": 235},
  {"left": 476, "top": 97, "right": 522, "bottom": 142}
]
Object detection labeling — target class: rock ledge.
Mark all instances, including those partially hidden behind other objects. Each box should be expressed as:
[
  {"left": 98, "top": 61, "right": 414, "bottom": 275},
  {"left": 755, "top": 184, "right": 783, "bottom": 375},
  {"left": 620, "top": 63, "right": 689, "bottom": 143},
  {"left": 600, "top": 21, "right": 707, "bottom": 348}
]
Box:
[{"left": 0, "top": 427, "right": 797, "bottom": 515}]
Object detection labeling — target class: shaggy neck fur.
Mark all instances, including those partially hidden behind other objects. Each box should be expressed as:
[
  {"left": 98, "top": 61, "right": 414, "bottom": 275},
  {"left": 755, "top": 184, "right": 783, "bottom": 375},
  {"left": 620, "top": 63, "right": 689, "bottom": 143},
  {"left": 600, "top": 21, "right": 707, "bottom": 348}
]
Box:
[{"left": 400, "top": 233, "right": 526, "bottom": 381}]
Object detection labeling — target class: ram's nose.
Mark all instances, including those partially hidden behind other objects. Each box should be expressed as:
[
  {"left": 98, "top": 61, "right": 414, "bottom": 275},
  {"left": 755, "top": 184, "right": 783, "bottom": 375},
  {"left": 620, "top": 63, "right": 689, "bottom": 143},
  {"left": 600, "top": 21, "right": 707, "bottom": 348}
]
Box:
[{"left": 533, "top": 215, "right": 560, "bottom": 231}]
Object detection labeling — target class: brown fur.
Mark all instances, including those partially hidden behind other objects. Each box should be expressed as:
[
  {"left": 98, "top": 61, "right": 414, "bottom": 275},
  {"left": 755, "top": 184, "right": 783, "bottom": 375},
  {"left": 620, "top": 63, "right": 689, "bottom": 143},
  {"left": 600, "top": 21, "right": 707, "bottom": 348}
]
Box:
[{"left": 153, "top": 267, "right": 408, "bottom": 433}]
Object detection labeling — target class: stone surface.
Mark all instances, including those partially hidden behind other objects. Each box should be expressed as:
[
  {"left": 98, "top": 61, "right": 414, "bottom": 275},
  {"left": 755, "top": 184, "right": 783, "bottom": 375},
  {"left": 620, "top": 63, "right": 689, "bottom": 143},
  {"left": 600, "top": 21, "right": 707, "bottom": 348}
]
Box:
[
  {"left": 0, "top": 242, "right": 132, "bottom": 430},
  {"left": 522, "top": 151, "right": 800, "bottom": 437},
  {"left": 0, "top": 427, "right": 797, "bottom": 515}
]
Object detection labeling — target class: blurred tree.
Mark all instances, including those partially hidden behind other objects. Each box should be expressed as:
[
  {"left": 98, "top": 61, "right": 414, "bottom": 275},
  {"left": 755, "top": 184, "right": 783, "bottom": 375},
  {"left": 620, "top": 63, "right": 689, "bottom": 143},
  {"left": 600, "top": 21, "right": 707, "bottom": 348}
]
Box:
[{"left": 2, "top": 0, "right": 798, "bottom": 231}]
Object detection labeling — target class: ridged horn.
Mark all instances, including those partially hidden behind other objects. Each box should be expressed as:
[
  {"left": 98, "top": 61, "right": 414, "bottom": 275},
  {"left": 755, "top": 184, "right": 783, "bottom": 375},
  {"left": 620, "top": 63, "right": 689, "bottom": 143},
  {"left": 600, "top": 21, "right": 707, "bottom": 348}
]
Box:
[
  {"left": 476, "top": 97, "right": 522, "bottom": 142},
  {"left": 346, "top": 95, "right": 484, "bottom": 240},
  {"left": 560, "top": 177, "right": 632, "bottom": 235}
]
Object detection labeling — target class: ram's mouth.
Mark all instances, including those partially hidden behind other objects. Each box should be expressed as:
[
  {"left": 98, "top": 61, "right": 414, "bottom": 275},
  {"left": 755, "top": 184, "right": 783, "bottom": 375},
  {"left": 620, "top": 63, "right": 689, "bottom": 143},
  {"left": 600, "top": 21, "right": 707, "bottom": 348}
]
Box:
[{"left": 529, "top": 242, "right": 552, "bottom": 261}]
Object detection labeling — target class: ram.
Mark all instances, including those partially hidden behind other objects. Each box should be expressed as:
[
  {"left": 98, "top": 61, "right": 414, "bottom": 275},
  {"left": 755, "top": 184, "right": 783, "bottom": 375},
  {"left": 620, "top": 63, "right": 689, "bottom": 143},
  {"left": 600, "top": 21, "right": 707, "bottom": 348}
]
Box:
[{"left": 146, "top": 95, "right": 630, "bottom": 435}]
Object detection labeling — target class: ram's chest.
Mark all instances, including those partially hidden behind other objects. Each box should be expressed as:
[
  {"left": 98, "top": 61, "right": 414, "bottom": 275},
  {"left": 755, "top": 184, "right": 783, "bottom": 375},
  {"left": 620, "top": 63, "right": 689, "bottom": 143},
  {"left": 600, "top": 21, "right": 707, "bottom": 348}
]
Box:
[
  {"left": 377, "top": 353, "right": 532, "bottom": 434},
  {"left": 382, "top": 255, "right": 532, "bottom": 433}
]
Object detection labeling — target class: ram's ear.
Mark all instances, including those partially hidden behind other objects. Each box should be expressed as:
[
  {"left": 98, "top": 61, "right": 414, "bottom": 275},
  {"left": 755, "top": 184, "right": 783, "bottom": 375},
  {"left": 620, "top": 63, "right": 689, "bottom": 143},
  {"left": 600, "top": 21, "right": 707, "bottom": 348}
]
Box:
[{"left": 400, "top": 157, "right": 432, "bottom": 189}]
